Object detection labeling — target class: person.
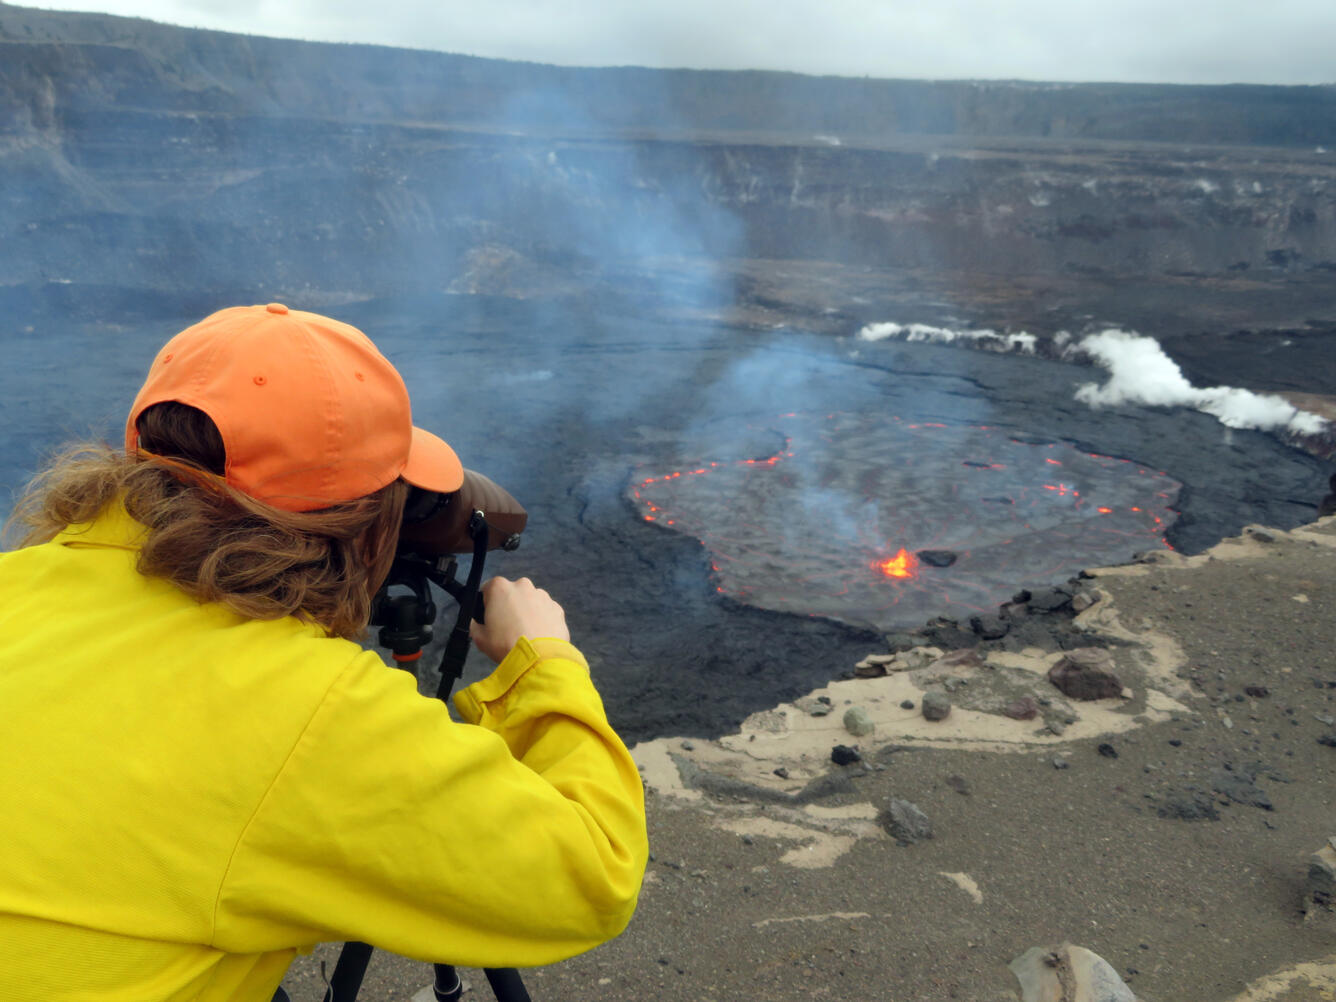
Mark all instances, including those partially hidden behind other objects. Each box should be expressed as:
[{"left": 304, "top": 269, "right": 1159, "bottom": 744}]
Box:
[{"left": 0, "top": 304, "right": 648, "bottom": 1001}]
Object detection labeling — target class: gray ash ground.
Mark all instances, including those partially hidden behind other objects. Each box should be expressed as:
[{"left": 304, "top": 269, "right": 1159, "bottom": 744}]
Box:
[{"left": 2, "top": 296, "right": 1329, "bottom": 743}]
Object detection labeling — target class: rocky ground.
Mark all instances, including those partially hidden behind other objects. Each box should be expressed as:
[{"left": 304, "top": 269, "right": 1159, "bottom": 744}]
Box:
[{"left": 283, "top": 516, "right": 1336, "bottom": 1001}]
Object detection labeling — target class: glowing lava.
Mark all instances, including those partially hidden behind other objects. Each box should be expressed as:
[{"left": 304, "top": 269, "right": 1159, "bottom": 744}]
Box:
[
  {"left": 877, "top": 548, "right": 919, "bottom": 579},
  {"left": 629, "top": 412, "right": 1182, "bottom": 631}
]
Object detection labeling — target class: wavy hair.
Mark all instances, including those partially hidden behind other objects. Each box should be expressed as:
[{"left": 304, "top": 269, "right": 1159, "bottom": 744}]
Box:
[{"left": 5, "top": 402, "right": 408, "bottom": 640}]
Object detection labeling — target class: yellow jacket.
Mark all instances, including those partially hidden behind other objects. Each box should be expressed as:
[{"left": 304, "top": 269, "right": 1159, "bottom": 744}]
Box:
[{"left": 0, "top": 503, "right": 647, "bottom": 1001}]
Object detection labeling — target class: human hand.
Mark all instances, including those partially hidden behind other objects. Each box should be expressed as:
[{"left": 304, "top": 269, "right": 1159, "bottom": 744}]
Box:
[{"left": 469, "top": 576, "right": 570, "bottom": 664}]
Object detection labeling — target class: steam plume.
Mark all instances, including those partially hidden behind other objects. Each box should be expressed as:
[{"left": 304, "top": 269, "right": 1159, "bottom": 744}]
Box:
[
  {"left": 1072, "top": 329, "right": 1327, "bottom": 436},
  {"left": 858, "top": 321, "right": 1036, "bottom": 353},
  {"left": 856, "top": 320, "right": 1328, "bottom": 438}
]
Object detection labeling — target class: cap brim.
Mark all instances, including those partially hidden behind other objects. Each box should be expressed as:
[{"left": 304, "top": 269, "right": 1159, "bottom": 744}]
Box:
[{"left": 402, "top": 426, "right": 465, "bottom": 494}]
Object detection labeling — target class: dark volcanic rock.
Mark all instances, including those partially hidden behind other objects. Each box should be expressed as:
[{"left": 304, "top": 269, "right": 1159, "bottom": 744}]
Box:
[
  {"left": 1026, "top": 586, "right": 1075, "bottom": 613},
  {"left": 1048, "top": 648, "right": 1123, "bottom": 701},
  {"left": 831, "top": 745, "right": 862, "bottom": 766},
  {"left": 880, "top": 798, "right": 934, "bottom": 845},
  {"left": 971, "top": 613, "right": 1010, "bottom": 640},
  {"left": 1304, "top": 843, "right": 1336, "bottom": 915},
  {"left": 1211, "top": 767, "right": 1274, "bottom": 811},
  {"left": 1157, "top": 789, "right": 1221, "bottom": 822},
  {"left": 916, "top": 549, "right": 958, "bottom": 568}
]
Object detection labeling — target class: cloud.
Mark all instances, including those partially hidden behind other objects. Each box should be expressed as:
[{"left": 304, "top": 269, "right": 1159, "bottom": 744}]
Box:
[{"left": 27, "top": 0, "right": 1336, "bottom": 84}]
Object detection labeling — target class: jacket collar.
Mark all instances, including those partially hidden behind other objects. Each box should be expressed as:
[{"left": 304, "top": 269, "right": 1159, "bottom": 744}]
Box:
[{"left": 53, "top": 500, "right": 149, "bottom": 551}]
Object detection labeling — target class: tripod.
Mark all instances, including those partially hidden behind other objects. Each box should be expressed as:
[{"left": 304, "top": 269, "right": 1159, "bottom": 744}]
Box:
[{"left": 320, "top": 511, "right": 530, "bottom": 1002}]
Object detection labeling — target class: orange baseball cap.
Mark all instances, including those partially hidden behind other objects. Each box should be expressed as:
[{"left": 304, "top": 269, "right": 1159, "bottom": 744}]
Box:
[{"left": 125, "top": 303, "right": 464, "bottom": 512}]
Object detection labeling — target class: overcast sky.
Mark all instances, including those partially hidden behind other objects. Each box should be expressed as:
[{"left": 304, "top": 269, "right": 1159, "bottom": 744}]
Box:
[{"left": 28, "top": 0, "right": 1336, "bottom": 85}]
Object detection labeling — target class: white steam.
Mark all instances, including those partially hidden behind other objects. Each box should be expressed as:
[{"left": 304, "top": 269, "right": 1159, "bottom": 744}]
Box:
[
  {"left": 1073, "top": 329, "right": 1327, "bottom": 436},
  {"left": 857, "top": 321, "right": 1036, "bottom": 354},
  {"left": 855, "top": 319, "right": 1328, "bottom": 439}
]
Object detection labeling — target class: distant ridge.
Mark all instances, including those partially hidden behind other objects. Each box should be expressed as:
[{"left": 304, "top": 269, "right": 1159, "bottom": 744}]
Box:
[{"left": 1, "top": 3, "right": 1333, "bottom": 146}]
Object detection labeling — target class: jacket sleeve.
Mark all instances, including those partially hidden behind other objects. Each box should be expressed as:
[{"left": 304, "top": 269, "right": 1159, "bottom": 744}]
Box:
[{"left": 211, "top": 637, "right": 648, "bottom": 968}]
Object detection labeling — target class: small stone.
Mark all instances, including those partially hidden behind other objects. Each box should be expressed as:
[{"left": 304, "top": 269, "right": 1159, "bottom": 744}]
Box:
[
  {"left": 1098, "top": 743, "right": 1119, "bottom": 759},
  {"left": 1047, "top": 719, "right": 1067, "bottom": 736},
  {"left": 853, "top": 661, "right": 888, "bottom": 678},
  {"left": 1319, "top": 734, "right": 1336, "bottom": 748},
  {"left": 843, "top": 706, "right": 875, "bottom": 737},
  {"left": 884, "top": 631, "right": 923, "bottom": 652},
  {"left": 1052, "top": 757, "right": 1070, "bottom": 770},
  {"left": 934, "top": 648, "right": 986, "bottom": 670},
  {"left": 900, "top": 699, "right": 915, "bottom": 710},
  {"left": 1168, "top": 739, "right": 1183, "bottom": 747},
  {"left": 831, "top": 744, "right": 861, "bottom": 765},
  {"left": 922, "top": 692, "right": 952, "bottom": 721},
  {"left": 1245, "top": 685, "right": 1270, "bottom": 698},
  {"left": 880, "top": 797, "right": 933, "bottom": 845},
  {"left": 1004, "top": 696, "right": 1040, "bottom": 720},
  {"left": 773, "top": 767, "right": 789, "bottom": 779},
  {"left": 680, "top": 740, "right": 695, "bottom": 751},
  {"left": 897, "top": 648, "right": 939, "bottom": 669},
  {"left": 946, "top": 774, "right": 970, "bottom": 795},
  {"left": 1071, "top": 590, "right": 1097, "bottom": 612}
]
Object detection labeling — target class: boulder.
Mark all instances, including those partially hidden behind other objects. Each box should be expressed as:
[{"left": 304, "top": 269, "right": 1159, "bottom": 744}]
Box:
[
  {"left": 843, "top": 706, "right": 875, "bottom": 737},
  {"left": 1010, "top": 942, "right": 1137, "bottom": 1001},
  {"left": 1005, "top": 696, "right": 1040, "bottom": 720},
  {"left": 922, "top": 692, "right": 952, "bottom": 721},
  {"left": 1048, "top": 648, "right": 1123, "bottom": 701}
]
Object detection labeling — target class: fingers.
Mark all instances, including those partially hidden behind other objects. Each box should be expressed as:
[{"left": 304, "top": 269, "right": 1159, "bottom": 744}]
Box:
[{"left": 469, "top": 576, "right": 570, "bottom": 664}]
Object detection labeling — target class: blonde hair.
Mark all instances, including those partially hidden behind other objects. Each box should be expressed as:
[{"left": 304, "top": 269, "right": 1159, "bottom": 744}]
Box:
[{"left": 5, "top": 403, "right": 409, "bottom": 640}]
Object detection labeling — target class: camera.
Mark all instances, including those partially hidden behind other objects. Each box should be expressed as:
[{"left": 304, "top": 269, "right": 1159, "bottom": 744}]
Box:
[{"left": 370, "top": 470, "right": 527, "bottom": 681}]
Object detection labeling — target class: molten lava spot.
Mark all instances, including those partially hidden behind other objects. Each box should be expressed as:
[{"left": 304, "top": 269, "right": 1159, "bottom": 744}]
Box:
[{"left": 877, "top": 548, "right": 919, "bottom": 579}]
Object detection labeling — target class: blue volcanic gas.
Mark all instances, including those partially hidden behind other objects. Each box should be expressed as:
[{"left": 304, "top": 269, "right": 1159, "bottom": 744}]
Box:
[{"left": 630, "top": 412, "right": 1180, "bottom": 631}]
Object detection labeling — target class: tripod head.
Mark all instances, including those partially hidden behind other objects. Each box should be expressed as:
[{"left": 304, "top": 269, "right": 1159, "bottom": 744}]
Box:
[{"left": 369, "top": 470, "right": 527, "bottom": 680}]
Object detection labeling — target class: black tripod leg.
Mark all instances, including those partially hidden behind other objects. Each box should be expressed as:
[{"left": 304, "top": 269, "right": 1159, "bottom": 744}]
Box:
[
  {"left": 432, "top": 963, "right": 463, "bottom": 1001},
  {"left": 431, "top": 964, "right": 529, "bottom": 1002},
  {"left": 323, "top": 942, "right": 374, "bottom": 1002},
  {"left": 484, "top": 967, "right": 532, "bottom": 1001}
]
